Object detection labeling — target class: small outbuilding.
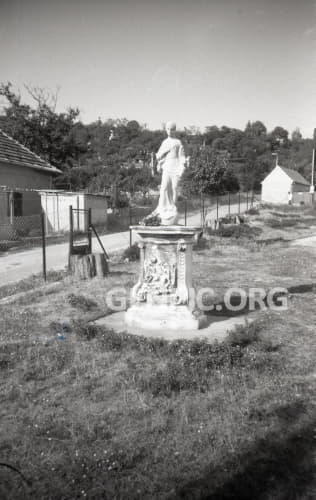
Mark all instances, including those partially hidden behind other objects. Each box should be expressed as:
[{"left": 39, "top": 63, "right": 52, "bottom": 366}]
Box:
[
  {"left": 0, "top": 128, "right": 61, "bottom": 219},
  {"left": 38, "top": 190, "right": 107, "bottom": 234},
  {"left": 261, "top": 165, "right": 310, "bottom": 204}
]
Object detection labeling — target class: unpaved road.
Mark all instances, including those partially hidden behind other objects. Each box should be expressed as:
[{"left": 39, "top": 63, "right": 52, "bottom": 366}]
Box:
[{"left": 0, "top": 202, "right": 251, "bottom": 285}]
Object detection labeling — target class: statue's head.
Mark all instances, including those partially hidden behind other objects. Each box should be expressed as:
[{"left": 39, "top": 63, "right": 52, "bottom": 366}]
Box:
[{"left": 165, "top": 121, "right": 176, "bottom": 137}]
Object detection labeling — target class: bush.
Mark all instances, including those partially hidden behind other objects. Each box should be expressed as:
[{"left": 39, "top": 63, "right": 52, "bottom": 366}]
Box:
[
  {"left": 205, "top": 223, "right": 261, "bottom": 239},
  {"left": 122, "top": 243, "right": 140, "bottom": 261},
  {"left": 266, "top": 217, "right": 300, "bottom": 229},
  {"left": 246, "top": 207, "right": 259, "bottom": 215},
  {"left": 193, "top": 236, "right": 208, "bottom": 250},
  {"left": 67, "top": 293, "right": 98, "bottom": 311}
]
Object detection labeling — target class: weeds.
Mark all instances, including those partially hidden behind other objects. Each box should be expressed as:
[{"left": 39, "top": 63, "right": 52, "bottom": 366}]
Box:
[
  {"left": 266, "top": 217, "right": 300, "bottom": 228},
  {"left": 67, "top": 293, "right": 98, "bottom": 311},
  {"left": 122, "top": 243, "right": 140, "bottom": 261},
  {"left": 205, "top": 223, "right": 262, "bottom": 239}
]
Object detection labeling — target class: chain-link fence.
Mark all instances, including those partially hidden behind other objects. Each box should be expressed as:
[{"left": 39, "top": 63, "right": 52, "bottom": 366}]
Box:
[{"left": 0, "top": 188, "right": 260, "bottom": 283}]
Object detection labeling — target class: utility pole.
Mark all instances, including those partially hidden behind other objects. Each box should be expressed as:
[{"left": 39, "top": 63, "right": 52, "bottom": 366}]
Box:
[{"left": 310, "top": 128, "right": 316, "bottom": 193}]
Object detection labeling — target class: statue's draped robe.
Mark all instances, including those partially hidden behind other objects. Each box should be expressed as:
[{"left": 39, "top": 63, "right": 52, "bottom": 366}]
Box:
[{"left": 153, "top": 137, "right": 186, "bottom": 225}]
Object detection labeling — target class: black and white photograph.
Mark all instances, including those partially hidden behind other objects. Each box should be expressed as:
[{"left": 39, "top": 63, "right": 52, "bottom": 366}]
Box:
[{"left": 0, "top": 0, "right": 315, "bottom": 498}]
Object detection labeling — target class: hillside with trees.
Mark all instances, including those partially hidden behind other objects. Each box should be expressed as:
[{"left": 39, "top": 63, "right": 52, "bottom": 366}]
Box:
[{"left": 0, "top": 83, "right": 314, "bottom": 205}]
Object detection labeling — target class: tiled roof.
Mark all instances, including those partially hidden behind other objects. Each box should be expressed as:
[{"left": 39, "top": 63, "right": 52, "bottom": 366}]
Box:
[
  {"left": 279, "top": 166, "right": 310, "bottom": 185},
  {"left": 0, "top": 128, "right": 61, "bottom": 174}
]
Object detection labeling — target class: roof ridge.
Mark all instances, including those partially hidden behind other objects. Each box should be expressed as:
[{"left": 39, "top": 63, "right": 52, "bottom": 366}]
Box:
[{"left": 0, "top": 128, "right": 53, "bottom": 169}]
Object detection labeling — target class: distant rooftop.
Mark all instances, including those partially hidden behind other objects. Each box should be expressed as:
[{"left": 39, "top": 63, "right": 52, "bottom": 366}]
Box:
[
  {"left": 279, "top": 165, "right": 310, "bottom": 185},
  {"left": 0, "top": 128, "right": 61, "bottom": 174}
]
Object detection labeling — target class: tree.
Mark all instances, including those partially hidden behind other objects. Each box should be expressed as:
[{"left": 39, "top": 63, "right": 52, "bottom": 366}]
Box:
[
  {"left": 245, "top": 121, "right": 267, "bottom": 137},
  {"left": 0, "top": 82, "right": 84, "bottom": 172},
  {"left": 180, "top": 148, "right": 239, "bottom": 198}
]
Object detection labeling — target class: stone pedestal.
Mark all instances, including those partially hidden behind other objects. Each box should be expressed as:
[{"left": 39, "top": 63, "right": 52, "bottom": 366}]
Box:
[{"left": 125, "top": 226, "right": 205, "bottom": 330}]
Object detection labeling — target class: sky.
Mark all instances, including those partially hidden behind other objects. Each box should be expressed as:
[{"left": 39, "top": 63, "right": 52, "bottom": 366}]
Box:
[{"left": 0, "top": 0, "right": 316, "bottom": 137}]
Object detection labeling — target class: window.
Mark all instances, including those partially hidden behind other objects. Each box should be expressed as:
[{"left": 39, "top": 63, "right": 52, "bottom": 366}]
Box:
[{"left": 7, "top": 192, "right": 23, "bottom": 217}]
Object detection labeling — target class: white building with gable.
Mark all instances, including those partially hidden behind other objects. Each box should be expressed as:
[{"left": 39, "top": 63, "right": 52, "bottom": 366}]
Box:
[{"left": 261, "top": 165, "right": 310, "bottom": 204}]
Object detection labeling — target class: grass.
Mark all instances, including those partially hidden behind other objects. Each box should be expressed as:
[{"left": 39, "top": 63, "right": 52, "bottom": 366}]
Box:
[
  {"left": 0, "top": 270, "right": 66, "bottom": 300},
  {"left": 0, "top": 206, "right": 316, "bottom": 498}
]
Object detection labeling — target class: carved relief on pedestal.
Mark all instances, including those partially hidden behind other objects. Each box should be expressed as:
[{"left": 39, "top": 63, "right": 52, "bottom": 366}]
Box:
[{"left": 133, "top": 243, "right": 177, "bottom": 303}]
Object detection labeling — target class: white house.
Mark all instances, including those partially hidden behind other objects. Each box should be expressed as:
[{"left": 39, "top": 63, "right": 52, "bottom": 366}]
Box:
[{"left": 261, "top": 165, "right": 310, "bottom": 204}]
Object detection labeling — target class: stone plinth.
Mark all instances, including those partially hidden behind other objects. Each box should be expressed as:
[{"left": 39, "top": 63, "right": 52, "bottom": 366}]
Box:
[{"left": 125, "top": 225, "right": 204, "bottom": 330}]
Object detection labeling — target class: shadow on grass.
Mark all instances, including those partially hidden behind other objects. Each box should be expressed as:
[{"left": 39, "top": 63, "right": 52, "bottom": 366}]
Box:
[
  {"left": 173, "top": 414, "right": 316, "bottom": 500},
  {"left": 201, "top": 290, "right": 287, "bottom": 322},
  {"left": 109, "top": 270, "right": 136, "bottom": 276},
  {"left": 288, "top": 283, "right": 316, "bottom": 294}
]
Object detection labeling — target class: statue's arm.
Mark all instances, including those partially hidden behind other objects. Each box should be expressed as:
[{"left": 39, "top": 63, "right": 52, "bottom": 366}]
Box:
[{"left": 156, "top": 140, "right": 170, "bottom": 161}]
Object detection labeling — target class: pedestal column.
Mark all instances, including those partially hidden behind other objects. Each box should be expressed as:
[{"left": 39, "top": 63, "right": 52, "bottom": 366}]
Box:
[{"left": 125, "top": 226, "right": 205, "bottom": 330}]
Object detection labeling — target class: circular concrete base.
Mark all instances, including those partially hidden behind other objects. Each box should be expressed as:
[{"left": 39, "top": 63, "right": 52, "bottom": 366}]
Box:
[{"left": 92, "top": 311, "right": 255, "bottom": 343}]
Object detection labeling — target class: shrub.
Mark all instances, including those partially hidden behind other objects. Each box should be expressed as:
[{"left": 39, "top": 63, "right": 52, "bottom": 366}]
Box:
[
  {"left": 193, "top": 236, "right": 208, "bottom": 250},
  {"left": 122, "top": 243, "right": 140, "bottom": 261},
  {"left": 205, "top": 223, "right": 261, "bottom": 239},
  {"left": 266, "top": 217, "right": 300, "bottom": 229},
  {"left": 246, "top": 207, "right": 259, "bottom": 215},
  {"left": 228, "top": 322, "right": 259, "bottom": 347},
  {"left": 67, "top": 293, "right": 98, "bottom": 311}
]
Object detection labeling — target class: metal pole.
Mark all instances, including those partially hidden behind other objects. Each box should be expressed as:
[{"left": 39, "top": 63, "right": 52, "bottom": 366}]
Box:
[
  {"left": 41, "top": 211, "right": 47, "bottom": 281},
  {"left": 202, "top": 196, "right": 205, "bottom": 227},
  {"left": 88, "top": 208, "right": 92, "bottom": 253},
  {"left": 69, "top": 205, "right": 73, "bottom": 268},
  {"left": 129, "top": 207, "right": 132, "bottom": 247},
  {"left": 312, "top": 149, "right": 315, "bottom": 188},
  {"left": 184, "top": 199, "right": 187, "bottom": 226},
  {"left": 76, "top": 196, "right": 80, "bottom": 230},
  {"left": 9, "top": 191, "right": 14, "bottom": 224}
]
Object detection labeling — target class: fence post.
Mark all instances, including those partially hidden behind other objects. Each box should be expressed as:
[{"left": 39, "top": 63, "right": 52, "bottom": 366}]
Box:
[
  {"left": 88, "top": 208, "right": 92, "bottom": 253},
  {"left": 238, "top": 192, "right": 241, "bottom": 214},
  {"left": 228, "top": 192, "right": 231, "bottom": 217},
  {"left": 129, "top": 207, "right": 132, "bottom": 247},
  {"left": 41, "top": 212, "right": 47, "bottom": 281},
  {"left": 69, "top": 205, "right": 73, "bottom": 269},
  {"left": 9, "top": 191, "right": 14, "bottom": 225},
  {"left": 184, "top": 199, "right": 187, "bottom": 226},
  {"left": 76, "top": 196, "right": 80, "bottom": 230}
]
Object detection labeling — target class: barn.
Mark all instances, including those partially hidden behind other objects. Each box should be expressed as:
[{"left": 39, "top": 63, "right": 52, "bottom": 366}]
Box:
[{"left": 261, "top": 165, "right": 310, "bottom": 204}]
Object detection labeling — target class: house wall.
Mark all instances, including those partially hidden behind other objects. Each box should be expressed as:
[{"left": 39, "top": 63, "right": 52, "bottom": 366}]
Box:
[
  {"left": 261, "top": 168, "right": 292, "bottom": 204},
  {"left": 292, "top": 192, "right": 315, "bottom": 205},
  {"left": 292, "top": 183, "right": 310, "bottom": 193},
  {"left": 0, "top": 161, "right": 53, "bottom": 190}
]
